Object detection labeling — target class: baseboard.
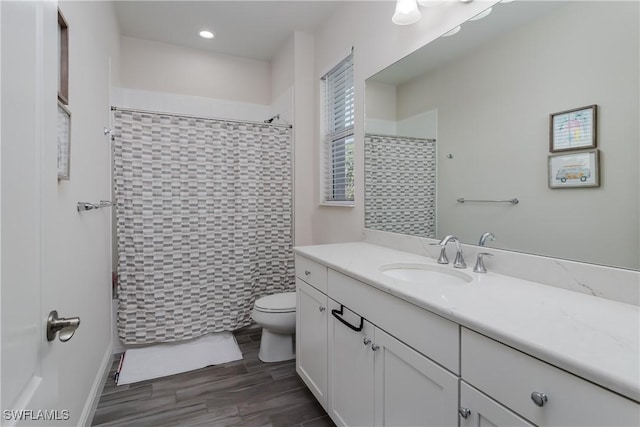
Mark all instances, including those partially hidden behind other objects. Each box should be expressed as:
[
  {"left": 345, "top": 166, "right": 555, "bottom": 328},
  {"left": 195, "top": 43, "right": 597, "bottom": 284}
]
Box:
[{"left": 78, "top": 341, "right": 113, "bottom": 426}]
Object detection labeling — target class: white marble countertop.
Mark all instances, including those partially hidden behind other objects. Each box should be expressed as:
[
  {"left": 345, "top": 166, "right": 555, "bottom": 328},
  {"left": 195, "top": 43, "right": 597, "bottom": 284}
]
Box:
[{"left": 294, "top": 242, "right": 640, "bottom": 403}]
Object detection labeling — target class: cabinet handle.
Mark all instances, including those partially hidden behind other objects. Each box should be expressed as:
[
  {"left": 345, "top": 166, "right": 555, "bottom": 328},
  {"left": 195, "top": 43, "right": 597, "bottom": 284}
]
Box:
[
  {"left": 371, "top": 343, "right": 380, "bottom": 351},
  {"left": 458, "top": 407, "right": 471, "bottom": 419},
  {"left": 363, "top": 338, "right": 371, "bottom": 346},
  {"left": 331, "top": 305, "right": 364, "bottom": 332},
  {"left": 304, "top": 270, "right": 311, "bottom": 276},
  {"left": 531, "top": 392, "right": 548, "bottom": 407},
  {"left": 319, "top": 306, "right": 326, "bottom": 312}
]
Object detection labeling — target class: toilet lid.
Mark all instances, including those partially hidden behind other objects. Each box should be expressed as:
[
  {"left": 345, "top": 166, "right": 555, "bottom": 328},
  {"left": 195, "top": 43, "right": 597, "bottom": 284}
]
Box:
[{"left": 254, "top": 292, "right": 296, "bottom": 313}]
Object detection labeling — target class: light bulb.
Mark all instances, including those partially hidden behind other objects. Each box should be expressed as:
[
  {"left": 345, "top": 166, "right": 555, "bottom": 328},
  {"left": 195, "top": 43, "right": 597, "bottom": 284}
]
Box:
[
  {"left": 199, "top": 30, "right": 214, "bottom": 39},
  {"left": 392, "top": 0, "right": 422, "bottom": 25}
]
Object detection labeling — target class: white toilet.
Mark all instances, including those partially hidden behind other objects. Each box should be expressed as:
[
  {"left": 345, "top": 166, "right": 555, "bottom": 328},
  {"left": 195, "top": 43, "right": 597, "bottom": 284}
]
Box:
[{"left": 251, "top": 292, "right": 296, "bottom": 362}]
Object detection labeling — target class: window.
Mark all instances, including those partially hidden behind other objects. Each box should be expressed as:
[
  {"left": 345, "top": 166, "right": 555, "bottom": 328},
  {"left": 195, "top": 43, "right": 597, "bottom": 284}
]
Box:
[{"left": 322, "top": 52, "right": 354, "bottom": 204}]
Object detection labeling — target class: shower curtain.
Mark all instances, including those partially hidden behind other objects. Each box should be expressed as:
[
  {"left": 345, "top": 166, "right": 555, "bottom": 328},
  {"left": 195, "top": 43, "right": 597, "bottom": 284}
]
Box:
[
  {"left": 112, "top": 109, "right": 294, "bottom": 344},
  {"left": 364, "top": 133, "right": 436, "bottom": 237}
]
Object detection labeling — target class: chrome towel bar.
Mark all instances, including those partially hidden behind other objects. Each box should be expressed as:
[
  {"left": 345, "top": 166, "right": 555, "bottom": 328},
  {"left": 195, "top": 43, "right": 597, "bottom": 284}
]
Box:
[
  {"left": 77, "top": 200, "right": 114, "bottom": 212},
  {"left": 457, "top": 198, "right": 519, "bottom": 205}
]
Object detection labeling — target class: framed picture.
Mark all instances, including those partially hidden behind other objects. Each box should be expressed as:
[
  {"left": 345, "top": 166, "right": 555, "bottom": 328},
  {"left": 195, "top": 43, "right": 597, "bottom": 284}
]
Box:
[
  {"left": 548, "top": 149, "right": 599, "bottom": 188},
  {"left": 58, "top": 9, "right": 69, "bottom": 105},
  {"left": 57, "top": 102, "right": 71, "bottom": 180},
  {"left": 550, "top": 105, "right": 597, "bottom": 152}
]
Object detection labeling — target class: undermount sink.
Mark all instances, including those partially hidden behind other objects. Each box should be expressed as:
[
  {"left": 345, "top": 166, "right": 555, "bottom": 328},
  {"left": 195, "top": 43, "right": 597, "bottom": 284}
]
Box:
[{"left": 380, "top": 263, "right": 473, "bottom": 285}]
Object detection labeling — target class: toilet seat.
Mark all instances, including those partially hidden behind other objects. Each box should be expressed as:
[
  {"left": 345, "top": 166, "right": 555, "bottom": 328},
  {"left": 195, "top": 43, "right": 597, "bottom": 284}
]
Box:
[{"left": 254, "top": 292, "right": 296, "bottom": 313}]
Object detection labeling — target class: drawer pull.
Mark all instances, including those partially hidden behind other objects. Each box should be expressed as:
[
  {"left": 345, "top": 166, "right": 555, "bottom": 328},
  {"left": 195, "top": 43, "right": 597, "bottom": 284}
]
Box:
[
  {"left": 458, "top": 407, "right": 471, "bottom": 419},
  {"left": 304, "top": 270, "right": 311, "bottom": 276},
  {"left": 331, "top": 304, "right": 364, "bottom": 332},
  {"left": 319, "top": 306, "right": 326, "bottom": 312},
  {"left": 363, "top": 337, "right": 371, "bottom": 346},
  {"left": 531, "top": 392, "right": 548, "bottom": 407}
]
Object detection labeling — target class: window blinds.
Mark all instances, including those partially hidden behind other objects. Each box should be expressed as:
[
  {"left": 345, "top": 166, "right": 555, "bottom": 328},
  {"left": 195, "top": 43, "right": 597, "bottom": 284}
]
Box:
[{"left": 323, "top": 52, "right": 354, "bottom": 203}]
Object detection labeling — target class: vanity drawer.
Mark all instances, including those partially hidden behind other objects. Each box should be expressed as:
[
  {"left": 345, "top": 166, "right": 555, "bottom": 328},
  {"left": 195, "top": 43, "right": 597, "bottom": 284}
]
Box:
[
  {"left": 295, "top": 255, "right": 328, "bottom": 293},
  {"left": 328, "top": 269, "right": 459, "bottom": 374},
  {"left": 461, "top": 328, "right": 640, "bottom": 426}
]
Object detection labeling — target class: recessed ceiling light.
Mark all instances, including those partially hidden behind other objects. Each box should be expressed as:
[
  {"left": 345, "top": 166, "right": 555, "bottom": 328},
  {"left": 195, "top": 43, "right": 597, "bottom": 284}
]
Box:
[{"left": 199, "top": 30, "right": 214, "bottom": 39}]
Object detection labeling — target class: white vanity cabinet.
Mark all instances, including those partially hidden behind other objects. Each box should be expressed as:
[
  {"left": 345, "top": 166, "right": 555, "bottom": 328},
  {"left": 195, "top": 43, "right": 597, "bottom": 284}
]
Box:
[
  {"left": 294, "top": 245, "right": 640, "bottom": 427},
  {"left": 327, "top": 298, "right": 459, "bottom": 427},
  {"left": 295, "top": 256, "right": 329, "bottom": 409},
  {"left": 461, "top": 328, "right": 640, "bottom": 427},
  {"left": 295, "top": 255, "right": 460, "bottom": 427}
]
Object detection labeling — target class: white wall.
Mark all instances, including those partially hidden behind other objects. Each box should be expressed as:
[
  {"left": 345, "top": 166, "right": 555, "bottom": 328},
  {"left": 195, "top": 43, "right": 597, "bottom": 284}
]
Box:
[
  {"left": 269, "top": 34, "right": 294, "bottom": 123},
  {"left": 397, "top": 109, "right": 437, "bottom": 139},
  {"left": 395, "top": 1, "right": 639, "bottom": 269},
  {"left": 50, "top": 1, "right": 120, "bottom": 424},
  {"left": 120, "top": 36, "right": 271, "bottom": 105},
  {"left": 292, "top": 32, "right": 316, "bottom": 246},
  {"left": 311, "top": 0, "right": 498, "bottom": 244},
  {"left": 267, "top": 31, "right": 317, "bottom": 246},
  {"left": 364, "top": 80, "right": 397, "bottom": 135}
]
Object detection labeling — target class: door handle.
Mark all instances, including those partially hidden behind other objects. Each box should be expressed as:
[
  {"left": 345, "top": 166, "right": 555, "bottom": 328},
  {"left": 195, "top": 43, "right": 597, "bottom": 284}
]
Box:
[{"left": 46, "top": 310, "right": 80, "bottom": 342}]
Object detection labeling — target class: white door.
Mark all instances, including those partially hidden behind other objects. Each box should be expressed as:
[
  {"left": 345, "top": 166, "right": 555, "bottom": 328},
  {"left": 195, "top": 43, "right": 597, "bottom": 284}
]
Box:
[
  {"left": 373, "top": 328, "right": 459, "bottom": 427},
  {"left": 296, "top": 279, "right": 328, "bottom": 409},
  {"left": 1, "top": 1, "right": 62, "bottom": 424},
  {"left": 327, "top": 299, "right": 374, "bottom": 427}
]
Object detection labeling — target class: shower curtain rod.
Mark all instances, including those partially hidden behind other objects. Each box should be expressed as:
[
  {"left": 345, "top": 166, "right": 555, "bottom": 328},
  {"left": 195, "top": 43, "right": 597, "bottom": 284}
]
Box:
[
  {"left": 110, "top": 106, "right": 293, "bottom": 129},
  {"left": 365, "top": 132, "right": 436, "bottom": 143}
]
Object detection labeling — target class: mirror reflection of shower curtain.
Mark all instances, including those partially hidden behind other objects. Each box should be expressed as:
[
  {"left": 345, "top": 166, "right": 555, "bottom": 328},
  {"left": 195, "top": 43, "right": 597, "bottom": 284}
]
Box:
[
  {"left": 364, "top": 133, "right": 436, "bottom": 238},
  {"left": 112, "top": 110, "right": 293, "bottom": 345}
]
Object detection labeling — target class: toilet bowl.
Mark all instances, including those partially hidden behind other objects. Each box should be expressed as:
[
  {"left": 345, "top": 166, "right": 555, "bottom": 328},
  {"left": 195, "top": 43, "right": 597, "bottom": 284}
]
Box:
[{"left": 251, "top": 292, "right": 296, "bottom": 362}]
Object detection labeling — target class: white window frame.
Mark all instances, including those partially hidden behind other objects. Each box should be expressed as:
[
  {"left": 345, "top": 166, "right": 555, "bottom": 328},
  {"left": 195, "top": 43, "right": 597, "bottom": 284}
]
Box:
[{"left": 321, "top": 51, "right": 355, "bottom": 207}]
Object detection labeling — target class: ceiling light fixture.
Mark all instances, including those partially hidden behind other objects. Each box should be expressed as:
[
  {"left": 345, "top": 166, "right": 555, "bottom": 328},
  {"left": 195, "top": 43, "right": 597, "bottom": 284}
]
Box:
[
  {"left": 393, "top": 0, "right": 475, "bottom": 26},
  {"left": 199, "top": 30, "right": 214, "bottom": 39},
  {"left": 392, "top": 0, "right": 422, "bottom": 26}
]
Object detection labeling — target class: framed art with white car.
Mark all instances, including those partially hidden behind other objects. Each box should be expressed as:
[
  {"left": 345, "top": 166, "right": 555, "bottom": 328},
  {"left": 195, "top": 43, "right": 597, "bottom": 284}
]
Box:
[{"left": 548, "top": 149, "right": 599, "bottom": 188}]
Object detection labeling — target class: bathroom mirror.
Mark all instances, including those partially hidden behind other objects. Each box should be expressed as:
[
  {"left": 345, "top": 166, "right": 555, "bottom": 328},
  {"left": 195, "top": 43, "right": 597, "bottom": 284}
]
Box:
[{"left": 364, "top": 1, "right": 639, "bottom": 270}]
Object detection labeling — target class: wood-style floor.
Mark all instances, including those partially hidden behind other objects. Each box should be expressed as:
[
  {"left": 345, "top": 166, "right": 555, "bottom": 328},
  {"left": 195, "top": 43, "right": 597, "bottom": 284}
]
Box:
[{"left": 91, "top": 327, "right": 334, "bottom": 427}]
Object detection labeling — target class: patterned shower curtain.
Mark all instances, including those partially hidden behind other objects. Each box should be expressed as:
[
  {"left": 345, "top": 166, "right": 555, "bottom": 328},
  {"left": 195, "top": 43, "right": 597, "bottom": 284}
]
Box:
[
  {"left": 112, "top": 109, "right": 294, "bottom": 344},
  {"left": 364, "top": 133, "right": 437, "bottom": 237}
]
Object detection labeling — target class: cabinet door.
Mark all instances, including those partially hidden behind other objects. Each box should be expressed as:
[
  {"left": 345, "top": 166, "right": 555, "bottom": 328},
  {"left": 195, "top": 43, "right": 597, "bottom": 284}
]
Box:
[
  {"left": 373, "top": 328, "right": 458, "bottom": 427},
  {"left": 328, "top": 299, "right": 375, "bottom": 427},
  {"left": 296, "top": 278, "right": 328, "bottom": 409},
  {"left": 460, "top": 381, "right": 533, "bottom": 427}
]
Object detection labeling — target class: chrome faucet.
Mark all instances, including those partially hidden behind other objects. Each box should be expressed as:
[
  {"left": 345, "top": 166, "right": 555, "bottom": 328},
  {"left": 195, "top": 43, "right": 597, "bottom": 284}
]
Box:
[
  {"left": 479, "top": 232, "right": 495, "bottom": 247},
  {"left": 474, "top": 252, "right": 493, "bottom": 273},
  {"left": 438, "top": 235, "right": 466, "bottom": 269}
]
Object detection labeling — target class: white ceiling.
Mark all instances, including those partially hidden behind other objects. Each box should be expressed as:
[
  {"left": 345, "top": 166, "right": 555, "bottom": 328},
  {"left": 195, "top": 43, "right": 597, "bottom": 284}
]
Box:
[{"left": 114, "top": 1, "right": 344, "bottom": 62}]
